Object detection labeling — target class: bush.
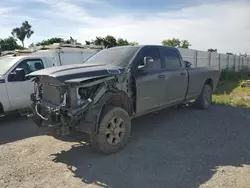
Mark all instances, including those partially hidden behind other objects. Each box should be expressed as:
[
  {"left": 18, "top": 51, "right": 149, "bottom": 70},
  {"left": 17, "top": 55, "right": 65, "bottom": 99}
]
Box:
[{"left": 219, "top": 68, "right": 244, "bottom": 82}]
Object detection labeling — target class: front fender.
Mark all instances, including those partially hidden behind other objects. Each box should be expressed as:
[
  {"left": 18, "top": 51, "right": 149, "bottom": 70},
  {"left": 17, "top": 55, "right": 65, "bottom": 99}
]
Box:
[{"left": 77, "top": 91, "right": 116, "bottom": 133}]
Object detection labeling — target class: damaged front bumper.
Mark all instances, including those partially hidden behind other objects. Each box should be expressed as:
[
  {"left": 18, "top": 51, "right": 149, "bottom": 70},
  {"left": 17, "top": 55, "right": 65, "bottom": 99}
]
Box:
[
  {"left": 29, "top": 80, "right": 98, "bottom": 135},
  {"left": 30, "top": 94, "right": 94, "bottom": 135}
]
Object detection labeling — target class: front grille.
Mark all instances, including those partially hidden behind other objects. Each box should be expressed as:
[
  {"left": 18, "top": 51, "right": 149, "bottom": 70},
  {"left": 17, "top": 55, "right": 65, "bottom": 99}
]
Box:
[{"left": 41, "top": 85, "right": 62, "bottom": 106}]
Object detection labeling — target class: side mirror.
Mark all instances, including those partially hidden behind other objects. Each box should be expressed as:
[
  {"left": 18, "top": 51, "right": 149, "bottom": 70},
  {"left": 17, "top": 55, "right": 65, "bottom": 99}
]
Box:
[
  {"left": 138, "top": 56, "right": 154, "bottom": 70},
  {"left": 184, "top": 60, "right": 192, "bottom": 68},
  {"left": 8, "top": 68, "right": 26, "bottom": 82}
]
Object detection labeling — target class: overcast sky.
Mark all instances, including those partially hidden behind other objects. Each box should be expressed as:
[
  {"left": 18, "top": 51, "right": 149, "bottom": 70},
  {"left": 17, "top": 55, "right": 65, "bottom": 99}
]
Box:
[{"left": 0, "top": 0, "right": 249, "bottom": 54}]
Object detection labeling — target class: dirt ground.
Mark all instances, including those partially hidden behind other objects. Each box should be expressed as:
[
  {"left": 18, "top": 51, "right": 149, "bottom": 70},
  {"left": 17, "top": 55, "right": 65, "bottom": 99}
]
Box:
[{"left": 0, "top": 105, "right": 250, "bottom": 188}]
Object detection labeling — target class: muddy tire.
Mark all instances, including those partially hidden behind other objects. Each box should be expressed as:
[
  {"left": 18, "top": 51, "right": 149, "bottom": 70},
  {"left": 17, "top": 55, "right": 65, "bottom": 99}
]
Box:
[
  {"left": 89, "top": 106, "right": 131, "bottom": 154},
  {"left": 195, "top": 84, "right": 212, "bottom": 110}
]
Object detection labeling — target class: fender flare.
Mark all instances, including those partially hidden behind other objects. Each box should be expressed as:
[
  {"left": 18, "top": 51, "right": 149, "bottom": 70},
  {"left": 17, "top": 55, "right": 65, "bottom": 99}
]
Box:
[
  {"left": 78, "top": 91, "right": 115, "bottom": 133},
  {"left": 78, "top": 91, "right": 133, "bottom": 134},
  {"left": 204, "top": 78, "right": 213, "bottom": 89}
]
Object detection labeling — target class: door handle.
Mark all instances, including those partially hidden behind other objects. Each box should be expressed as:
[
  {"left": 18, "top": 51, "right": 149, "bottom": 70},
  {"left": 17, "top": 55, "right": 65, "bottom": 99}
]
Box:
[
  {"left": 181, "top": 72, "right": 187, "bottom": 76},
  {"left": 158, "top": 74, "right": 165, "bottom": 79}
]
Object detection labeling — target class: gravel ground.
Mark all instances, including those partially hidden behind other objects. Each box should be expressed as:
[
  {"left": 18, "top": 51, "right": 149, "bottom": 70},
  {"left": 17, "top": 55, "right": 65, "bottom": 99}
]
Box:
[{"left": 0, "top": 105, "right": 250, "bottom": 188}]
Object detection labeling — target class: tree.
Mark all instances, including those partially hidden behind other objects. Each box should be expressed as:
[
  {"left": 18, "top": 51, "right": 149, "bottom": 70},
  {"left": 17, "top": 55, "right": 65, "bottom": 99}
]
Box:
[
  {"left": 181, "top": 40, "right": 191, "bottom": 48},
  {"left": 129, "top": 41, "right": 139, "bottom": 46},
  {"left": 36, "top": 37, "right": 82, "bottom": 46},
  {"left": 64, "top": 36, "right": 82, "bottom": 45},
  {"left": 0, "top": 36, "right": 23, "bottom": 51},
  {"left": 161, "top": 38, "right": 191, "bottom": 48},
  {"left": 36, "top": 37, "right": 64, "bottom": 46},
  {"left": 162, "top": 38, "right": 180, "bottom": 48},
  {"left": 208, "top": 48, "right": 217, "bottom": 52},
  {"left": 11, "top": 21, "right": 34, "bottom": 47},
  {"left": 104, "top": 35, "right": 117, "bottom": 47},
  {"left": 93, "top": 36, "right": 105, "bottom": 46},
  {"left": 117, "top": 38, "right": 129, "bottom": 46},
  {"left": 85, "top": 35, "right": 139, "bottom": 47},
  {"left": 85, "top": 40, "right": 92, "bottom": 45}
]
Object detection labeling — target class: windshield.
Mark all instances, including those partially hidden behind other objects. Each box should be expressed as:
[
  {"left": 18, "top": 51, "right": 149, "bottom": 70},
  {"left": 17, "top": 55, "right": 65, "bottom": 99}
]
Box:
[
  {"left": 0, "top": 57, "right": 19, "bottom": 76},
  {"left": 83, "top": 46, "right": 140, "bottom": 67}
]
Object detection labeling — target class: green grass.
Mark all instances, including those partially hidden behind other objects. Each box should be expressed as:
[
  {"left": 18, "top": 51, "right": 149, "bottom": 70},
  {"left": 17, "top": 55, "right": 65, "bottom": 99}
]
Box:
[{"left": 212, "top": 68, "right": 250, "bottom": 107}]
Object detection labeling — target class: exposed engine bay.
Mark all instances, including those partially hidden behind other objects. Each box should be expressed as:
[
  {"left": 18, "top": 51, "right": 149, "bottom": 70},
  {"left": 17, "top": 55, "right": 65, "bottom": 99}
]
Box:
[{"left": 30, "top": 74, "right": 124, "bottom": 135}]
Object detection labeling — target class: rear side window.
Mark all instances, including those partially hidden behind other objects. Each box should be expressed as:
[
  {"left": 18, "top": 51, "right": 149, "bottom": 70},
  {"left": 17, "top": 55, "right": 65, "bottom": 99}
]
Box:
[
  {"left": 161, "top": 49, "right": 182, "bottom": 69},
  {"left": 139, "top": 48, "right": 162, "bottom": 70}
]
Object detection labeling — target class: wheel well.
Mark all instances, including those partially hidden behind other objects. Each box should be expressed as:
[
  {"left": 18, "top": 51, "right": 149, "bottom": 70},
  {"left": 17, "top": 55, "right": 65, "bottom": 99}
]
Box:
[
  {"left": 205, "top": 78, "right": 213, "bottom": 89},
  {"left": 0, "top": 102, "right": 4, "bottom": 114},
  {"left": 105, "top": 91, "right": 132, "bottom": 115},
  {"left": 97, "top": 91, "right": 133, "bottom": 125}
]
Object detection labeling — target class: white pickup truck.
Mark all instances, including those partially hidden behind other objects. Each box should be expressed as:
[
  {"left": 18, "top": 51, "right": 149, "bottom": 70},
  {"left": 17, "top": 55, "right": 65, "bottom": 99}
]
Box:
[{"left": 0, "top": 45, "right": 101, "bottom": 116}]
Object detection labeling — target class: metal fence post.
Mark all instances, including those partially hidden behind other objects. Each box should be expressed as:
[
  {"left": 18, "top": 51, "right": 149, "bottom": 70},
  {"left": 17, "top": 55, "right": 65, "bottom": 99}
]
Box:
[
  {"left": 233, "top": 55, "right": 236, "bottom": 72},
  {"left": 218, "top": 54, "right": 221, "bottom": 70},
  {"left": 195, "top": 50, "right": 198, "bottom": 68},
  {"left": 227, "top": 54, "right": 229, "bottom": 69},
  {"left": 241, "top": 57, "right": 244, "bottom": 72},
  {"left": 248, "top": 56, "right": 250, "bottom": 70},
  {"left": 238, "top": 56, "right": 240, "bottom": 72},
  {"left": 208, "top": 52, "right": 211, "bottom": 66}
]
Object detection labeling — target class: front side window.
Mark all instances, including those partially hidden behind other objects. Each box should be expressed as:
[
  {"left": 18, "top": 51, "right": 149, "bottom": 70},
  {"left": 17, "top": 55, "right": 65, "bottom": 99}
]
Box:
[
  {"left": 16, "top": 59, "right": 44, "bottom": 75},
  {"left": 139, "top": 48, "right": 162, "bottom": 70},
  {"left": 161, "top": 49, "right": 182, "bottom": 69}
]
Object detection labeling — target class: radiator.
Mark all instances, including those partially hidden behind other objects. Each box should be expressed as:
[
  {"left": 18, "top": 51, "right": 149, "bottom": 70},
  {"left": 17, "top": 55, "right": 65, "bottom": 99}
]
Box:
[{"left": 41, "top": 85, "right": 62, "bottom": 106}]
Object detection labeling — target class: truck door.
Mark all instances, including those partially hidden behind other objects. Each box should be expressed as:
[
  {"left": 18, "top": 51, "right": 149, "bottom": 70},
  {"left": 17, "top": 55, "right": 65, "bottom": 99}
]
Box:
[
  {"left": 134, "top": 47, "right": 166, "bottom": 113},
  {"left": 159, "top": 48, "right": 188, "bottom": 104},
  {"left": 5, "top": 58, "right": 45, "bottom": 110}
]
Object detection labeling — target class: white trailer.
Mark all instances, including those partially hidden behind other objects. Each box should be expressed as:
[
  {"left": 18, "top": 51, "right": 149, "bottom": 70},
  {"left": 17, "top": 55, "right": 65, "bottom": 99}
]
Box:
[
  {"left": 0, "top": 43, "right": 103, "bottom": 116},
  {"left": 30, "top": 43, "right": 103, "bottom": 66}
]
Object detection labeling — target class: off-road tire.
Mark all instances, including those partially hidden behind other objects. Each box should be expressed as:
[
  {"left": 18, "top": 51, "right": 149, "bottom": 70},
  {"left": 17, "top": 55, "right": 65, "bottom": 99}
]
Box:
[
  {"left": 195, "top": 84, "right": 212, "bottom": 110},
  {"left": 89, "top": 106, "right": 131, "bottom": 154}
]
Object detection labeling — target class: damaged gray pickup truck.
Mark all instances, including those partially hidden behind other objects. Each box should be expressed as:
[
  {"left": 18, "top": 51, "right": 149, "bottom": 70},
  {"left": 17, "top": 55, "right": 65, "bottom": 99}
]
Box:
[{"left": 28, "top": 45, "right": 221, "bottom": 154}]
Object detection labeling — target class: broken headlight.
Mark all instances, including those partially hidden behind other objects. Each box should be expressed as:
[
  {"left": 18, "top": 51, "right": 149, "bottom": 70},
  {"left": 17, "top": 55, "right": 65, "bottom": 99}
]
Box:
[{"left": 78, "top": 88, "right": 88, "bottom": 99}]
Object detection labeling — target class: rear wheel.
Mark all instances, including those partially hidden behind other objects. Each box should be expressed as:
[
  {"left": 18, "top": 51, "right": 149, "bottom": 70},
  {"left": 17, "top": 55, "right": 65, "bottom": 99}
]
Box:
[
  {"left": 195, "top": 84, "right": 212, "bottom": 109},
  {"left": 89, "top": 106, "right": 131, "bottom": 154}
]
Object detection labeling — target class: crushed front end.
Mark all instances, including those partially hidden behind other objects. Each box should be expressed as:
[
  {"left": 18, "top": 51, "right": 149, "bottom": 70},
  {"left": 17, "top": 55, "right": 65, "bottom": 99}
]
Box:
[{"left": 30, "top": 76, "right": 103, "bottom": 135}]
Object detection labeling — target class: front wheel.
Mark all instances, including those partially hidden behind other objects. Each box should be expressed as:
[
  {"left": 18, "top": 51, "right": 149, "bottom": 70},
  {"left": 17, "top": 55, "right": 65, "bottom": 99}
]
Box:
[
  {"left": 195, "top": 84, "right": 212, "bottom": 110},
  {"left": 89, "top": 106, "right": 131, "bottom": 154}
]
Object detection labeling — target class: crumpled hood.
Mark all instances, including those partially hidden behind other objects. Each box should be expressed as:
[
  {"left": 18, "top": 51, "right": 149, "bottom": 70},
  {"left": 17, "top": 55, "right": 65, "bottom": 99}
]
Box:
[{"left": 28, "top": 63, "right": 125, "bottom": 83}]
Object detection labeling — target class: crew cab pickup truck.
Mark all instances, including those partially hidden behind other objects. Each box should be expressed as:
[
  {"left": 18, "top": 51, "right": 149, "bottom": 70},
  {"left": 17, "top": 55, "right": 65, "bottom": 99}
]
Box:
[{"left": 28, "top": 45, "right": 221, "bottom": 154}]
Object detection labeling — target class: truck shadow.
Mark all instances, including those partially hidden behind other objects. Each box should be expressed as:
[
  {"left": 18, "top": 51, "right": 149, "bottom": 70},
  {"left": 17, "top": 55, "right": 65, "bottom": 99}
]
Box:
[
  {"left": 51, "top": 105, "right": 250, "bottom": 188},
  {"left": 0, "top": 112, "right": 89, "bottom": 145},
  {"left": 0, "top": 113, "right": 52, "bottom": 145}
]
